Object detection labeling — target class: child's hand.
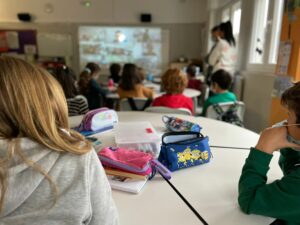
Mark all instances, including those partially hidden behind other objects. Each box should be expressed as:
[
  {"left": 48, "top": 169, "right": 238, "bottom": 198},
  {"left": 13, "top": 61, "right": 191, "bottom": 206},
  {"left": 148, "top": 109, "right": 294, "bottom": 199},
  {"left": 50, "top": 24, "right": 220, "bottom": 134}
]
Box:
[{"left": 255, "top": 126, "right": 300, "bottom": 154}]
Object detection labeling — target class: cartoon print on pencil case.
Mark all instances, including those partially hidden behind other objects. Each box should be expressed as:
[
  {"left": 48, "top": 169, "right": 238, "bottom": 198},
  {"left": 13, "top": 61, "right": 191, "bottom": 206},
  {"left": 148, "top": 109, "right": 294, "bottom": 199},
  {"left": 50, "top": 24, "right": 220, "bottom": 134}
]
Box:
[{"left": 176, "top": 147, "right": 209, "bottom": 167}]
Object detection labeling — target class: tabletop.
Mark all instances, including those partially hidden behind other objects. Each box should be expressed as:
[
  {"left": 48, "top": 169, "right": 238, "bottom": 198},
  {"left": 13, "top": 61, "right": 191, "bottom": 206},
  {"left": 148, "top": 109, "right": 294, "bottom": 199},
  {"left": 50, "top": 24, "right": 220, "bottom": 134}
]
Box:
[
  {"left": 106, "top": 88, "right": 201, "bottom": 100},
  {"left": 69, "top": 112, "right": 282, "bottom": 225}
]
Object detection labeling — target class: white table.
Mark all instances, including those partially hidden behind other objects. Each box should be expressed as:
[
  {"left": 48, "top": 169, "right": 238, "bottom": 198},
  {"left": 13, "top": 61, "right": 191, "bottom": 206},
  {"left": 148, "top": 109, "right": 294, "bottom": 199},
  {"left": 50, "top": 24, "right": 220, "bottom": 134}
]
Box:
[
  {"left": 69, "top": 112, "right": 282, "bottom": 225},
  {"left": 106, "top": 88, "right": 201, "bottom": 100}
]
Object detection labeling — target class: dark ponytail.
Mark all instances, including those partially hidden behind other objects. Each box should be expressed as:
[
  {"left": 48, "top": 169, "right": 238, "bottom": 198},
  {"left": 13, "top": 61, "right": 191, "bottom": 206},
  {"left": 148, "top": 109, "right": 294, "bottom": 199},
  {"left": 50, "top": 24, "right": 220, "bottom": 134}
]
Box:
[{"left": 219, "top": 21, "right": 236, "bottom": 46}]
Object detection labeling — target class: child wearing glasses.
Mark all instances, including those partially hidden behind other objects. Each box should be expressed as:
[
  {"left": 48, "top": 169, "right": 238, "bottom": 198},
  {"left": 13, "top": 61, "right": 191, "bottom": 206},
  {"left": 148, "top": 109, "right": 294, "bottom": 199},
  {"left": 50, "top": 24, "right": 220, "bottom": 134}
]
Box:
[{"left": 238, "top": 82, "right": 300, "bottom": 225}]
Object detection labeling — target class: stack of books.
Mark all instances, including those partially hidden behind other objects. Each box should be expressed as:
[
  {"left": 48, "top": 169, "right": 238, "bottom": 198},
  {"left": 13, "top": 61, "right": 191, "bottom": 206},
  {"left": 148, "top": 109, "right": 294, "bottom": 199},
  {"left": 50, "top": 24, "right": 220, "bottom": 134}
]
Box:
[{"left": 103, "top": 166, "right": 148, "bottom": 194}]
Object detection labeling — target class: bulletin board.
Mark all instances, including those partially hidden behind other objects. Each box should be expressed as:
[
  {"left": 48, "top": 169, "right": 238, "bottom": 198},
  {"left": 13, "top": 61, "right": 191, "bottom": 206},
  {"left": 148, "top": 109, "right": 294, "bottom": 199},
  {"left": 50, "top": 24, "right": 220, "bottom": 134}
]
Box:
[{"left": 0, "top": 30, "right": 37, "bottom": 57}]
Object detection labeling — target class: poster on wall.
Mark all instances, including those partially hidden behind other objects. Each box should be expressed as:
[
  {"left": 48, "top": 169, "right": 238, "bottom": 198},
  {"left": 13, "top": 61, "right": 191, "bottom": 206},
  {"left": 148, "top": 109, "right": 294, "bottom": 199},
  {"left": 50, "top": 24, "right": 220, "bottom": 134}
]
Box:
[
  {"left": 6, "top": 31, "right": 19, "bottom": 49},
  {"left": 0, "top": 32, "right": 8, "bottom": 52},
  {"left": 276, "top": 41, "right": 292, "bottom": 75},
  {"left": 272, "top": 75, "right": 293, "bottom": 98}
]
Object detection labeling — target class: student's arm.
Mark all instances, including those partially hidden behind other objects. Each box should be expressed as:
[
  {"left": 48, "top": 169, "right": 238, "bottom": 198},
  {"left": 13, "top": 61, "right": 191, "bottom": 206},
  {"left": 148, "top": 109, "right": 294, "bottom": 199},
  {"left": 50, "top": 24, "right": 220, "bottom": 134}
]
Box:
[
  {"left": 208, "top": 41, "right": 222, "bottom": 66},
  {"left": 88, "top": 150, "right": 119, "bottom": 225},
  {"left": 142, "top": 86, "right": 154, "bottom": 99},
  {"left": 90, "top": 79, "right": 108, "bottom": 96},
  {"left": 238, "top": 127, "right": 300, "bottom": 222}
]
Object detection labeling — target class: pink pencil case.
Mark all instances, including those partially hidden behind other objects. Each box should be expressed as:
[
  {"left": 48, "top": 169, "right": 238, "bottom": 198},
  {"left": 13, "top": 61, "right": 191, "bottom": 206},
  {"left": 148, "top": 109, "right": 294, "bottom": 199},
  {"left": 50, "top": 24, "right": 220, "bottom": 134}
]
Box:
[{"left": 98, "top": 147, "right": 172, "bottom": 179}]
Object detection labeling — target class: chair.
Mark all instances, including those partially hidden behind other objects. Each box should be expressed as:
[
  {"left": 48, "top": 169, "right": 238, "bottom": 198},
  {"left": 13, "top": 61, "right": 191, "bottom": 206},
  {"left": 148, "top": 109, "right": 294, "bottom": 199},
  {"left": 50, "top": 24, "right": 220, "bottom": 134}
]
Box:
[
  {"left": 206, "top": 101, "right": 245, "bottom": 125},
  {"left": 145, "top": 106, "right": 192, "bottom": 115},
  {"left": 119, "top": 98, "right": 152, "bottom": 111}
]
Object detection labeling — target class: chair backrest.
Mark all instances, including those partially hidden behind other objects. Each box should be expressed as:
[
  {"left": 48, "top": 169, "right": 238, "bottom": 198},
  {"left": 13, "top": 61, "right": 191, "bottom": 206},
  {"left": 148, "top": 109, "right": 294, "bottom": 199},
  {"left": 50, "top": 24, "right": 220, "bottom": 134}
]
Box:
[
  {"left": 119, "top": 98, "right": 152, "bottom": 111},
  {"left": 206, "top": 101, "right": 245, "bottom": 123},
  {"left": 145, "top": 106, "right": 192, "bottom": 115}
]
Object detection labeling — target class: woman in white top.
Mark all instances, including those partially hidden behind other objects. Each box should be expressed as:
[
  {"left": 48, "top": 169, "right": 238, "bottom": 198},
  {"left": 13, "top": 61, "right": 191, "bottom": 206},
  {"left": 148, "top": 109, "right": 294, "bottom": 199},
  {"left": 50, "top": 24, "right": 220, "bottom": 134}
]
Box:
[
  {"left": 0, "top": 56, "right": 119, "bottom": 225},
  {"left": 208, "top": 21, "right": 237, "bottom": 77}
]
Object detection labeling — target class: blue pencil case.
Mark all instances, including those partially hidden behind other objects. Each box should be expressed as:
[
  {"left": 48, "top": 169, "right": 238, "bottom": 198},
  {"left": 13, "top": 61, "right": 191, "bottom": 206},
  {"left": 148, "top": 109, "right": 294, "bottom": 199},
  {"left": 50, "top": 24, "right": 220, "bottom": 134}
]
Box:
[{"left": 158, "top": 131, "right": 212, "bottom": 171}]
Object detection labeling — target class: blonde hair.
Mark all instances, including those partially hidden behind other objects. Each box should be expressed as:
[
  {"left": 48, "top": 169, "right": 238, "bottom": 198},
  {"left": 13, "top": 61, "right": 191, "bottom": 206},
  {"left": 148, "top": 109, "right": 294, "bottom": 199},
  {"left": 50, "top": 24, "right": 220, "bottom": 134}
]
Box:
[
  {"left": 161, "top": 68, "right": 188, "bottom": 94},
  {"left": 0, "top": 56, "right": 92, "bottom": 212}
]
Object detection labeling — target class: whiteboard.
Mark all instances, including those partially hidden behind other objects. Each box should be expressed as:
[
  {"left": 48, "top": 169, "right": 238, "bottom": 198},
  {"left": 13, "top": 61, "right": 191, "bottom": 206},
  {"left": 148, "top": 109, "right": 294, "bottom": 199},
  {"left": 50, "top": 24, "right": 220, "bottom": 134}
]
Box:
[{"left": 37, "top": 33, "right": 73, "bottom": 57}]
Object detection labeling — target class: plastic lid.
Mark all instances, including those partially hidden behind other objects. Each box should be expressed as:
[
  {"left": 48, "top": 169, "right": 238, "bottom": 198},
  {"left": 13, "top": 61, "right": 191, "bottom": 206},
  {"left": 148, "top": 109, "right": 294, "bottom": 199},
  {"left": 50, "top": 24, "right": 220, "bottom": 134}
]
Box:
[{"left": 114, "top": 122, "right": 160, "bottom": 144}]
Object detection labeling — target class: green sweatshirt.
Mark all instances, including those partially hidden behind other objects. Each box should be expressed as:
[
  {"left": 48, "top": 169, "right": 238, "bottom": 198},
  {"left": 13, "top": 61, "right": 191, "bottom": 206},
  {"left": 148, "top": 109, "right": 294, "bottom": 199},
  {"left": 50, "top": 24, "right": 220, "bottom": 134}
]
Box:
[{"left": 238, "top": 148, "right": 300, "bottom": 225}]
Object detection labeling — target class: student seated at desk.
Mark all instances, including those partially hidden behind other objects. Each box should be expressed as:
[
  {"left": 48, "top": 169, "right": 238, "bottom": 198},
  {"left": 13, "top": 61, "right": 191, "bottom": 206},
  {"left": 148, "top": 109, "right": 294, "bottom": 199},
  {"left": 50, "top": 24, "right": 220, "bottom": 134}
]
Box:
[
  {"left": 52, "top": 65, "right": 89, "bottom": 116},
  {"left": 109, "top": 63, "right": 122, "bottom": 84},
  {"left": 0, "top": 56, "right": 119, "bottom": 225},
  {"left": 78, "top": 62, "right": 108, "bottom": 110},
  {"left": 186, "top": 64, "right": 203, "bottom": 91},
  {"left": 201, "top": 69, "right": 236, "bottom": 116},
  {"left": 152, "top": 68, "right": 194, "bottom": 114},
  {"left": 117, "top": 63, "right": 154, "bottom": 99},
  {"left": 239, "top": 82, "right": 300, "bottom": 225}
]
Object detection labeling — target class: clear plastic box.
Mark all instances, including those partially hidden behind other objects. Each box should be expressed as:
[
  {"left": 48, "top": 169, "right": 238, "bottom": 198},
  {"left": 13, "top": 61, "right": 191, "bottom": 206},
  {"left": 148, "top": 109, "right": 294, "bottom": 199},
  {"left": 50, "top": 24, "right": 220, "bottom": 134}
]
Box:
[{"left": 114, "top": 122, "right": 161, "bottom": 158}]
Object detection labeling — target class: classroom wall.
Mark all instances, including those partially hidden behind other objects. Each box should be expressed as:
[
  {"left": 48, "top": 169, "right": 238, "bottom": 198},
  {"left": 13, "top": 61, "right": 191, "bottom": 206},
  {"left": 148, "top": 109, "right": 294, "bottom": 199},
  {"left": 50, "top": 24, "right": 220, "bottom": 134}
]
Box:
[
  {"left": 0, "top": 0, "right": 207, "bottom": 24},
  {"left": 0, "top": 0, "right": 208, "bottom": 74},
  {"left": 0, "top": 22, "right": 205, "bottom": 74}
]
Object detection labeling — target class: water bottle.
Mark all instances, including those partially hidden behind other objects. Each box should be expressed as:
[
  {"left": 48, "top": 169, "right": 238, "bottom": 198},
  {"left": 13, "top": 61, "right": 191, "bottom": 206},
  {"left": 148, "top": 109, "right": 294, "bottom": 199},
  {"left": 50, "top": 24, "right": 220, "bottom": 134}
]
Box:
[{"left": 162, "top": 116, "right": 202, "bottom": 133}]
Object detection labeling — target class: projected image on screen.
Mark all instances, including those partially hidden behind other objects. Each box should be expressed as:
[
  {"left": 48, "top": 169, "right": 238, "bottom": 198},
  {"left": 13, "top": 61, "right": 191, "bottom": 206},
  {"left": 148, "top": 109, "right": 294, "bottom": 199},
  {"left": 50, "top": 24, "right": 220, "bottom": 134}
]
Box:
[{"left": 79, "top": 26, "right": 162, "bottom": 76}]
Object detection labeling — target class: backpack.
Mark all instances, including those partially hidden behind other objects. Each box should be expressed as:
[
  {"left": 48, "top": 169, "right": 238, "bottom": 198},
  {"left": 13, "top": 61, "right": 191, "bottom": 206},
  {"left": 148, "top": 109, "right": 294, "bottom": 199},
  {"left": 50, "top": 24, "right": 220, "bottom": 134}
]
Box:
[{"left": 212, "top": 103, "right": 244, "bottom": 127}]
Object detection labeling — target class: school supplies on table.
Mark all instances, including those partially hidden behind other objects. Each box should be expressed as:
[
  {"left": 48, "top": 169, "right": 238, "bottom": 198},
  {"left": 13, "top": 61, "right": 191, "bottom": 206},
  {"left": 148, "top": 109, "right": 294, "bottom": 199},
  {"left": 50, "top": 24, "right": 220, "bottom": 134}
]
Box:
[
  {"left": 77, "top": 108, "right": 118, "bottom": 136},
  {"left": 159, "top": 131, "right": 211, "bottom": 171},
  {"left": 114, "top": 122, "right": 161, "bottom": 158},
  {"left": 104, "top": 167, "right": 147, "bottom": 180},
  {"left": 162, "top": 116, "right": 202, "bottom": 133},
  {"left": 98, "top": 146, "right": 171, "bottom": 193},
  {"left": 106, "top": 175, "right": 148, "bottom": 194}
]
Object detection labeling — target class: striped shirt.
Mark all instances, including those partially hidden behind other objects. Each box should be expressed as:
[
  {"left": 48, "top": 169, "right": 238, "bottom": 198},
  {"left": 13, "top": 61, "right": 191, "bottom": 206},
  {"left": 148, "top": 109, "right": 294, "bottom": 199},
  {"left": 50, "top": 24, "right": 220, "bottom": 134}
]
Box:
[{"left": 67, "top": 95, "right": 89, "bottom": 116}]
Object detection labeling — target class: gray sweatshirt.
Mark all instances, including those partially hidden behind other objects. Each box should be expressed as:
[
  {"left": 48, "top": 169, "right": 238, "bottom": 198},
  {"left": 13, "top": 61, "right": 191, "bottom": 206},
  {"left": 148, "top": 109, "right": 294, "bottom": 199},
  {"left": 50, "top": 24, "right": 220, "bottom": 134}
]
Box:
[{"left": 0, "top": 138, "right": 119, "bottom": 225}]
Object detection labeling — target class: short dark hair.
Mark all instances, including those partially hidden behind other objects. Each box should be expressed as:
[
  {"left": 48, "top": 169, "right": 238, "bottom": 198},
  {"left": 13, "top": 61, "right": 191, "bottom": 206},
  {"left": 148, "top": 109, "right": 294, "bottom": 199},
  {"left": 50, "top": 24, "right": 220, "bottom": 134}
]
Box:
[
  {"left": 119, "top": 63, "right": 141, "bottom": 90},
  {"left": 211, "top": 70, "right": 232, "bottom": 90},
  {"left": 281, "top": 82, "right": 300, "bottom": 124},
  {"left": 52, "top": 65, "right": 78, "bottom": 98},
  {"left": 186, "top": 64, "right": 197, "bottom": 77}
]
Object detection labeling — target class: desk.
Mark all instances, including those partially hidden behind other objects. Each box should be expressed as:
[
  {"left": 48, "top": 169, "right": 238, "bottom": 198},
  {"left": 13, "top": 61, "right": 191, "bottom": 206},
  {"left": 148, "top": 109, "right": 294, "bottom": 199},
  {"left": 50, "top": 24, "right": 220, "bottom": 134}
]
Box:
[
  {"left": 69, "top": 112, "right": 282, "bottom": 225},
  {"left": 106, "top": 88, "right": 200, "bottom": 100}
]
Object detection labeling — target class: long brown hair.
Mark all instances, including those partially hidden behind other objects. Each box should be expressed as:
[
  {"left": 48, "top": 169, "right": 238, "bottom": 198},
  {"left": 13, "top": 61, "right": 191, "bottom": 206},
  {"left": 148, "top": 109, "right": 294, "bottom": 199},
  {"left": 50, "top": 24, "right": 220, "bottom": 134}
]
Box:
[
  {"left": 0, "top": 56, "right": 91, "bottom": 212},
  {"left": 119, "top": 63, "right": 141, "bottom": 91}
]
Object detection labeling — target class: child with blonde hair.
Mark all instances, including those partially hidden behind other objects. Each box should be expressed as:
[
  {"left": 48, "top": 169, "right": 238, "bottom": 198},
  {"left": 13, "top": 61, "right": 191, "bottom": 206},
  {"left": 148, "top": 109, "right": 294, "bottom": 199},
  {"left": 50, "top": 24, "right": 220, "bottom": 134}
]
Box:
[{"left": 0, "top": 57, "right": 119, "bottom": 225}]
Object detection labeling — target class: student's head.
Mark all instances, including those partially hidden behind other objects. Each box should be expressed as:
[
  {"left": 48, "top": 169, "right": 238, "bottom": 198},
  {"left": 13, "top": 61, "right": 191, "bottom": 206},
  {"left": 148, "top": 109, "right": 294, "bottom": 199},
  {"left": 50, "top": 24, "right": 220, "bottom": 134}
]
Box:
[
  {"left": 186, "top": 65, "right": 197, "bottom": 79},
  {"left": 52, "top": 65, "right": 78, "bottom": 99},
  {"left": 119, "top": 63, "right": 141, "bottom": 90},
  {"left": 86, "top": 62, "right": 101, "bottom": 79},
  {"left": 281, "top": 82, "right": 300, "bottom": 128},
  {"left": 162, "top": 68, "right": 187, "bottom": 95},
  {"left": 0, "top": 56, "right": 91, "bottom": 211},
  {"left": 219, "top": 21, "right": 236, "bottom": 46},
  {"left": 109, "top": 63, "right": 121, "bottom": 77},
  {"left": 78, "top": 62, "right": 101, "bottom": 94},
  {"left": 211, "top": 25, "right": 220, "bottom": 42},
  {"left": 210, "top": 70, "right": 232, "bottom": 93}
]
